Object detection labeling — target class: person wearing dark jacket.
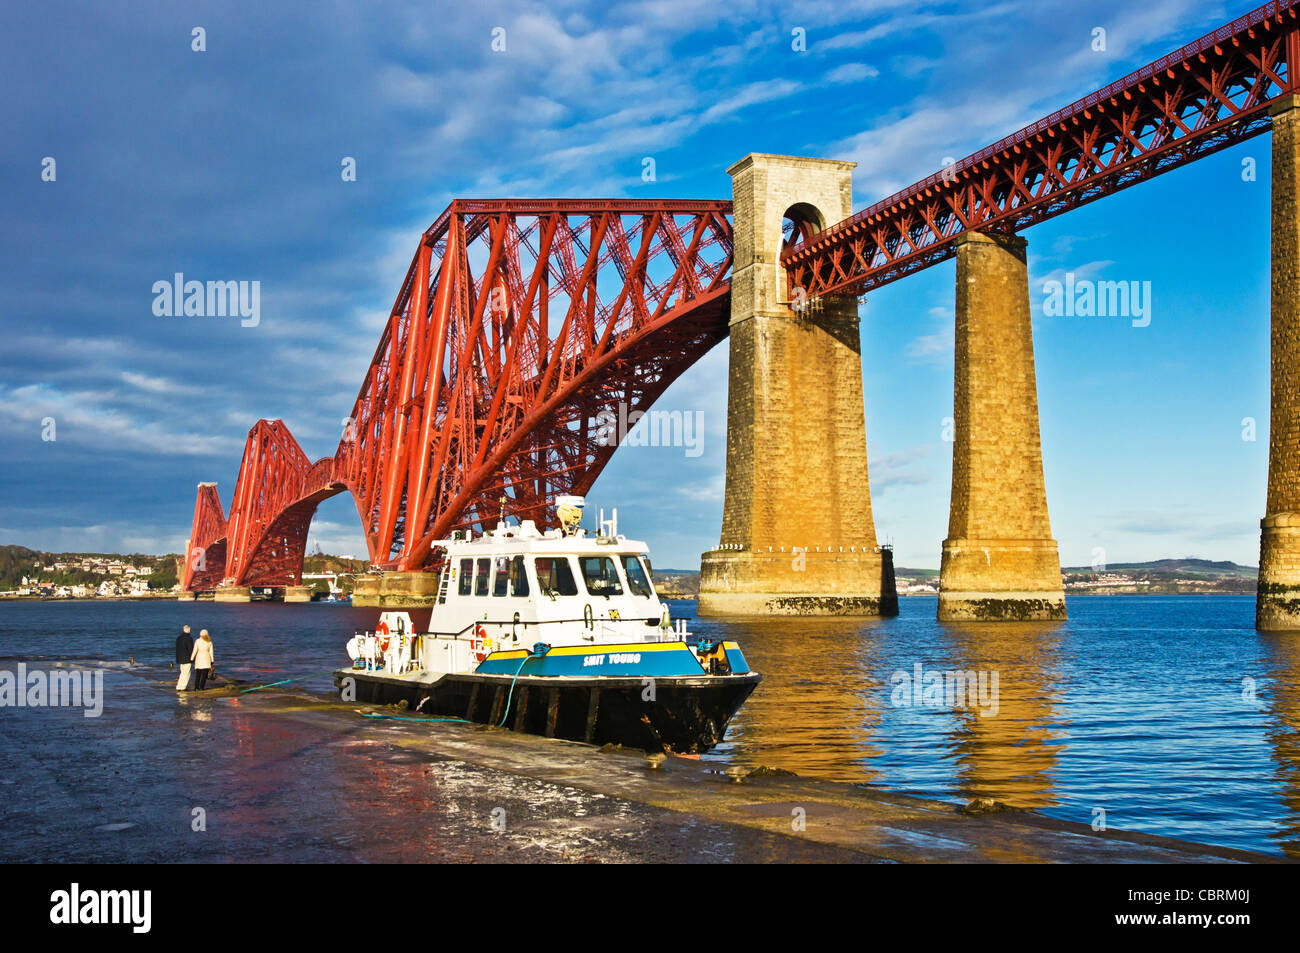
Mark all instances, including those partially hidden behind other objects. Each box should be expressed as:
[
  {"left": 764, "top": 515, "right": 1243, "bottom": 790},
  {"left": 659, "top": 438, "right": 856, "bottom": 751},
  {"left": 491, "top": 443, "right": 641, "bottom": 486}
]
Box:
[{"left": 175, "top": 625, "right": 194, "bottom": 691}]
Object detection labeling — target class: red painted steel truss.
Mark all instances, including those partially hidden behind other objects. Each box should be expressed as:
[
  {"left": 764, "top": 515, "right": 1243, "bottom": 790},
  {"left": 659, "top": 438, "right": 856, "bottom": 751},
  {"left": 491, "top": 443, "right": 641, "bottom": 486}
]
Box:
[
  {"left": 180, "top": 482, "right": 226, "bottom": 590},
  {"left": 184, "top": 201, "right": 733, "bottom": 587},
  {"left": 783, "top": 0, "right": 1300, "bottom": 298}
]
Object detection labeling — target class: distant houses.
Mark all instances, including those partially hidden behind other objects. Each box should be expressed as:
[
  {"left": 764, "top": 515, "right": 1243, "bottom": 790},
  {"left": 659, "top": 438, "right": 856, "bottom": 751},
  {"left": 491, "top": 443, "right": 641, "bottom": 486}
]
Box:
[{"left": 1, "top": 555, "right": 166, "bottom": 599}]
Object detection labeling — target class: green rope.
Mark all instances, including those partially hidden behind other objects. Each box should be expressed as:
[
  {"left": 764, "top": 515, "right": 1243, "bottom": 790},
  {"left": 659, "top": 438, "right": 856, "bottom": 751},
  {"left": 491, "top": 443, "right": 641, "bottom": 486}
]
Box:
[
  {"left": 240, "top": 669, "right": 342, "bottom": 694},
  {"left": 497, "top": 648, "right": 545, "bottom": 727},
  {"left": 363, "top": 712, "right": 468, "bottom": 723}
]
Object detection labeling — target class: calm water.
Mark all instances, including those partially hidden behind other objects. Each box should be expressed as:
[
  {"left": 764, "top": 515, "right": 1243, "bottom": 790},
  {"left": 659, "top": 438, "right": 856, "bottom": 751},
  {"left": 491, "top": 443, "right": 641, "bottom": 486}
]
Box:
[{"left": 2, "top": 594, "right": 1298, "bottom": 858}]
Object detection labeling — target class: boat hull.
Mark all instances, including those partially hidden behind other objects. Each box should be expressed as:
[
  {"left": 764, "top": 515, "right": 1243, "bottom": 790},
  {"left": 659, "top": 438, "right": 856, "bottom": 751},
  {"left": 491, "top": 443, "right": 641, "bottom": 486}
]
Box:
[{"left": 334, "top": 669, "right": 760, "bottom": 754}]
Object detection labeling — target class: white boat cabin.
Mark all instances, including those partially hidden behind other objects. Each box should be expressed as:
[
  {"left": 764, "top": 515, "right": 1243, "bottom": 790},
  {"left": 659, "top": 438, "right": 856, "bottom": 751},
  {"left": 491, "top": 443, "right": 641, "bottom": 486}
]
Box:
[{"left": 349, "top": 502, "right": 688, "bottom": 677}]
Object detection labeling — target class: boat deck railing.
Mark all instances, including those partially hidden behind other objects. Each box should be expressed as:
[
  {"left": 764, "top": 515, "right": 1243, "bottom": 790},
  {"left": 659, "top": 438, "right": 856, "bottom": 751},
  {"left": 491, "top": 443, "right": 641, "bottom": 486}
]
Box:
[{"left": 353, "top": 615, "right": 691, "bottom": 676}]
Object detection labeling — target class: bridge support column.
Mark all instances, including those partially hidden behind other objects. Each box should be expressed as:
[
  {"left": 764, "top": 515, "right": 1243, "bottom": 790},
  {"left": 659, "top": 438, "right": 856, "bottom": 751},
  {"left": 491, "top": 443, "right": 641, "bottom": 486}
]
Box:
[
  {"left": 213, "top": 586, "right": 252, "bottom": 603},
  {"left": 699, "top": 153, "right": 897, "bottom": 617},
  {"left": 351, "top": 572, "right": 441, "bottom": 608},
  {"left": 1259, "top": 97, "right": 1300, "bottom": 630},
  {"left": 938, "top": 233, "right": 1064, "bottom": 622},
  {"left": 283, "top": 585, "right": 313, "bottom": 603}
]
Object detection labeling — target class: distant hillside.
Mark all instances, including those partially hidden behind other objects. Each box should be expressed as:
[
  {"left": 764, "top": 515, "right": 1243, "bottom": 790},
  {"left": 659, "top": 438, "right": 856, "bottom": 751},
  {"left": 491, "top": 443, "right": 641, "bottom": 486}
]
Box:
[
  {"left": 896, "top": 566, "right": 939, "bottom": 579},
  {"left": 0, "top": 545, "right": 40, "bottom": 583},
  {"left": 897, "top": 559, "right": 1256, "bottom": 579},
  {"left": 0, "top": 544, "right": 180, "bottom": 590},
  {"left": 1062, "top": 558, "right": 1256, "bottom": 578},
  {"left": 1057, "top": 558, "right": 1256, "bottom": 594},
  {"left": 651, "top": 569, "right": 699, "bottom": 598},
  {"left": 302, "top": 554, "right": 369, "bottom": 575}
]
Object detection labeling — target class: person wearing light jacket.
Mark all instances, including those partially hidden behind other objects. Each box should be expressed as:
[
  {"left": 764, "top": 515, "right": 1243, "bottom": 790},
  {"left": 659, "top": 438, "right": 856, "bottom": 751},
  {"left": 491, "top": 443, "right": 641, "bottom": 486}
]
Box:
[{"left": 191, "top": 629, "right": 216, "bottom": 690}]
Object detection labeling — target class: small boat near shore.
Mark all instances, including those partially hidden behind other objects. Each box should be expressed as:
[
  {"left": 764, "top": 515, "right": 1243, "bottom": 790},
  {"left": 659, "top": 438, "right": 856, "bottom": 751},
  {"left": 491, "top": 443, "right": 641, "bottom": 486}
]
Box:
[{"left": 334, "top": 497, "right": 760, "bottom": 753}]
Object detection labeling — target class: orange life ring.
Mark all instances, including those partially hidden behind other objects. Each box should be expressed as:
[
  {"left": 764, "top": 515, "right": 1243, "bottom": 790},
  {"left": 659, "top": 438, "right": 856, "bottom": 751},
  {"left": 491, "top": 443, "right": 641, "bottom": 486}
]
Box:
[{"left": 473, "top": 624, "right": 489, "bottom": 662}]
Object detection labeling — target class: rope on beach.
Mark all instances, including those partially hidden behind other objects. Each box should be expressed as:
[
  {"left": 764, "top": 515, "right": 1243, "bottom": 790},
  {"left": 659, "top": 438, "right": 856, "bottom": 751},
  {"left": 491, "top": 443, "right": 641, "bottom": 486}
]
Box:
[
  {"left": 237, "top": 670, "right": 470, "bottom": 724},
  {"left": 362, "top": 712, "right": 469, "bottom": 724},
  {"left": 240, "top": 669, "right": 342, "bottom": 694}
]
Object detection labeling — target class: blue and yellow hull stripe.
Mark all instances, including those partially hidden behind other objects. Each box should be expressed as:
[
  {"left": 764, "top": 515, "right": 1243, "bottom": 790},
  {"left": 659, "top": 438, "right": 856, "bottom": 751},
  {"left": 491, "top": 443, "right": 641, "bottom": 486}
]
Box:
[{"left": 474, "top": 640, "right": 751, "bottom": 678}]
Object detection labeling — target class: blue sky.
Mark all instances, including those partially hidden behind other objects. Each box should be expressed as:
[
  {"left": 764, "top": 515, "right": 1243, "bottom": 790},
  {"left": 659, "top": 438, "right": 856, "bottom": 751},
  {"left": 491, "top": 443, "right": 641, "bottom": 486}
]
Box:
[{"left": 0, "top": 0, "right": 1273, "bottom": 569}]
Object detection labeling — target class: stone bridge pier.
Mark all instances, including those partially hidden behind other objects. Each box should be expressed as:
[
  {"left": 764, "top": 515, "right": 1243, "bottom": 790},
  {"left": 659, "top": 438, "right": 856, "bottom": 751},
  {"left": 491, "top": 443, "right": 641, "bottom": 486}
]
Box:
[
  {"left": 1259, "top": 96, "right": 1300, "bottom": 630},
  {"left": 699, "top": 154, "right": 897, "bottom": 616},
  {"left": 938, "top": 232, "right": 1065, "bottom": 622}
]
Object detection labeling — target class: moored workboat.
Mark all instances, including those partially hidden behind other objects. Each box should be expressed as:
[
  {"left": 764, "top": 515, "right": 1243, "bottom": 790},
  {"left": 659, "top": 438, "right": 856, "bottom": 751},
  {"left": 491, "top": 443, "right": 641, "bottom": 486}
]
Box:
[{"left": 334, "top": 498, "right": 760, "bottom": 753}]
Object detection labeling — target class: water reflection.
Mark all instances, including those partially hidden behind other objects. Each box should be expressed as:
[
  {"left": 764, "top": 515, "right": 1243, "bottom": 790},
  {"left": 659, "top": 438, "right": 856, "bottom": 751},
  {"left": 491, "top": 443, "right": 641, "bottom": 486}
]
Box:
[
  {"left": 707, "top": 617, "right": 890, "bottom": 782},
  {"left": 940, "top": 621, "right": 1065, "bottom": 811},
  {"left": 1259, "top": 632, "right": 1300, "bottom": 856},
  {"left": 704, "top": 612, "right": 1068, "bottom": 812},
  {"left": 174, "top": 692, "right": 212, "bottom": 723}
]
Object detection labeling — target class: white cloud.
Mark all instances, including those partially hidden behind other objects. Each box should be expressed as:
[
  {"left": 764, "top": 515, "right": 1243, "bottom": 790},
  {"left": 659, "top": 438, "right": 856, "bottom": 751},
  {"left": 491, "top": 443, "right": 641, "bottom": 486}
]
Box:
[
  {"left": 823, "top": 63, "right": 880, "bottom": 84},
  {"left": 120, "top": 371, "right": 200, "bottom": 396},
  {"left": 0, "top": 382, "right": 243, "bottom": 458}
]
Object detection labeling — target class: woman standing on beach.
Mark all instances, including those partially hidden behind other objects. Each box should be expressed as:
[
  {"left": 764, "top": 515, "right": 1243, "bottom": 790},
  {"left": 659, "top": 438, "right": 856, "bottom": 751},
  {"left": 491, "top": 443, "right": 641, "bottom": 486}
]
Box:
[{"left": 191, "top": 629, "right": 215, "bottom": 690}]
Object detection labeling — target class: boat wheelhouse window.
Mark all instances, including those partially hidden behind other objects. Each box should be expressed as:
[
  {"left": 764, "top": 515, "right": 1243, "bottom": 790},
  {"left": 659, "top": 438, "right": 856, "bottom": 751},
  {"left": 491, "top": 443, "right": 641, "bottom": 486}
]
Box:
[
  {"left": 579, "top": 555, "right": 623, "bottom": 598},
  {"left": 621, "top": 555, "right": 653, "bottom": 598},
  {"left": 492, "top": 556, "right": 510, "bottom": 597},
  {"left": 509, "top": 555, "right": 529, "bottom": 597},
  {"left": 475, "top": 558, "right": 491, "bottom": 596},
  {"left": 458, "top": 558, "right": 473, "bottom": 596},
  {"left": 534, "top": 556, "right": 578, "bottom": 597}
]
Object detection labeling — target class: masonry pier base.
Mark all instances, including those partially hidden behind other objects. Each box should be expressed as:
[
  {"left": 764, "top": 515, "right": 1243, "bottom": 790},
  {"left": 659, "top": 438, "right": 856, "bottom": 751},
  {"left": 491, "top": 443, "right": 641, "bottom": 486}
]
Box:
[{"left": 351, "top": 572, "right": 441, "bottom": 608}]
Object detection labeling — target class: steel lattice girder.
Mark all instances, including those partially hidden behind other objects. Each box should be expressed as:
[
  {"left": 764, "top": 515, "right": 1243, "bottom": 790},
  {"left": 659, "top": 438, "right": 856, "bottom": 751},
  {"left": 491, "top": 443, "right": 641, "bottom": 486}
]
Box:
[
  {"left": 220, "top": 420, "right": 321, "bottom": 587},
  {"left": 783, "top": 0, "right": 1300, "bottom": 299},
  {"left": 184, "top": 200, "right": 734, "bottom": 588},
  {"left": 181, "top": 482, "right": 227, "bottom": 590},
  {"left": 334, "top": 199, "right": 734, "bottom": 571},
  {"left": 181, "top": 426, "right": 343, "bottom": 589}
]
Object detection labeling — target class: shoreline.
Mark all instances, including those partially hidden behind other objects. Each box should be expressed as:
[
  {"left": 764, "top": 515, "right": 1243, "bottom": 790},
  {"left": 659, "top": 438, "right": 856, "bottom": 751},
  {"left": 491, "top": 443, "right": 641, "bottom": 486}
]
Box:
[
  {"left": 0, "top": 592, "right": 184, "bottom": 602},
  {"left": 233, "top": 682, "right": 1286, "bottom": 863}
]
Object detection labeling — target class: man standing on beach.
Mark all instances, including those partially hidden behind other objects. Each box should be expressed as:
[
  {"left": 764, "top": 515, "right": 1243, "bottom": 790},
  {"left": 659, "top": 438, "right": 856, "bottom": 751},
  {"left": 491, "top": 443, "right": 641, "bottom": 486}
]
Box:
[{"left": 176, "top": 625, "right": 194, "bottom": 691}]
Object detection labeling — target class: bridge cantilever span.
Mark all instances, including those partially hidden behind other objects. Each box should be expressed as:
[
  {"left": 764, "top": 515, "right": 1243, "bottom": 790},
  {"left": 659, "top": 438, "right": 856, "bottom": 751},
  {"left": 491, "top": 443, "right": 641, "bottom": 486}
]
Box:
[
  {"left": 183, "top": 200, "right": 734, "bottom": 594},
  {"left": 782, "top": 0, "right": 1300, "bottom": 299}
]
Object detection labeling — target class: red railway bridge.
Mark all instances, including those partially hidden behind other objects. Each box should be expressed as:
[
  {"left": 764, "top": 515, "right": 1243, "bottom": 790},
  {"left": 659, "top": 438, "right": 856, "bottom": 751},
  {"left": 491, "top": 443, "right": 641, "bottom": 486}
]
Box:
[{"left": 184, "top": 1, "right": 1300, "bottom": 628}]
